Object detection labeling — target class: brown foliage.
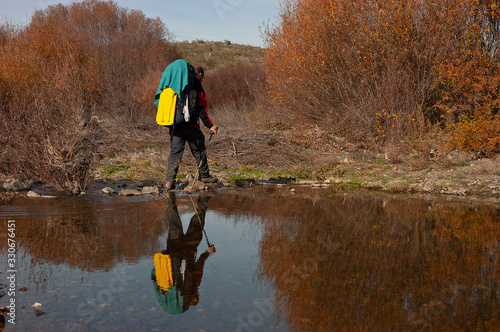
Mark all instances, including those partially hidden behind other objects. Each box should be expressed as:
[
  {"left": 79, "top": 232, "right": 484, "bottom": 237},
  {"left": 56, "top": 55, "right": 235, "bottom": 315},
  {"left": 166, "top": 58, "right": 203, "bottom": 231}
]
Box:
[
  {"left": 203, "top": 64, "right": 266, "bottom": 108},
  {"left": 264, "top": 0, "right": 500, "bottom": 154},
  {"left": 200, "top": 64, "right": 267, "bottom": 130},
  {"left": 0, "top": 0, "right": 181, "bottom": 192},
  {"left": 435, "top": 46, "right": 500, "bottom": 154}
]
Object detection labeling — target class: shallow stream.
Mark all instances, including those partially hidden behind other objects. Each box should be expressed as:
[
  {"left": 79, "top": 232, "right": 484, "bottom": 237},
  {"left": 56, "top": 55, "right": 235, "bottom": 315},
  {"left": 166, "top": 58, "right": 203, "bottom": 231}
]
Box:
[{"left": 0, "top": 186, "right": 499, "bottom": 331}]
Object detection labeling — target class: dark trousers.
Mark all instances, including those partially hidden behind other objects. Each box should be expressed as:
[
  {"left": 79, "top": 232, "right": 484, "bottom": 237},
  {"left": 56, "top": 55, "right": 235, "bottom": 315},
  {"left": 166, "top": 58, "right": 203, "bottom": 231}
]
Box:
[
  {"left": 164, "top": 196, "right": 210, "bottom": 312},
  {"left": 166, "top": 196, "right": 208, "bottom": 246},
  {"left": 165, "top": 124, "right": 209, "bottom": 182}
]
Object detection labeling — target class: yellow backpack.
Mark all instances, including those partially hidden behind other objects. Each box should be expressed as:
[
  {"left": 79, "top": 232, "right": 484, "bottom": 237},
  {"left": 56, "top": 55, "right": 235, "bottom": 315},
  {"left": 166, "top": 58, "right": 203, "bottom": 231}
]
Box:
[
  {"left": 156, "top": 88, "right": 178, "bottom": 126},
  {"left": 153, "top": 252, "right": 173, "bottom": 290}
]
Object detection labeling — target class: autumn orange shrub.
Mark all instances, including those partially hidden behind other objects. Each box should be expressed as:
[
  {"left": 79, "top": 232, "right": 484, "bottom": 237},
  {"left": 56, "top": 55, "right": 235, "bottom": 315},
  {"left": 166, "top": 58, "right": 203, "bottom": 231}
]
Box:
[
  {"left": 433, "top": 2, "right": 500, "bottom": 154},
  {"left": 264, "top": 0, "right": 500, "bottom": 154},
  {"left": 199, "top": 64, "right": 268, "bottom": 129},
  {"left": 203, "top": 64, "right": 266, "bottom": 108},
  {"left": 0, "top": 0, "right": 181, "bottom": 193}
]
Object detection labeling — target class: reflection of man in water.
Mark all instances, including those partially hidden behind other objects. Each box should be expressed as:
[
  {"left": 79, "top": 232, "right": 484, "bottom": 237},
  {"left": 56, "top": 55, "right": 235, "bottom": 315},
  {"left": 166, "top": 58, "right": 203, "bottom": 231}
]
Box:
[{"left": 151, "top": 193, "right": 215, "bottom": 315}]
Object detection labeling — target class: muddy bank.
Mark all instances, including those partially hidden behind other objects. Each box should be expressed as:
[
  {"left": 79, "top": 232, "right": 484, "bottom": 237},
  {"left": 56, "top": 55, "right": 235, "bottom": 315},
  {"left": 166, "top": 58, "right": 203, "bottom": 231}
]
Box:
[
  {"left": 1, "top": 126, "right": 500, "bottom": 203},
  {"left": 90, "top": 126, "right": 500, "bottom": 202},
  {"left": 315, "top": 156, "right": 500, "bottom": 201}
]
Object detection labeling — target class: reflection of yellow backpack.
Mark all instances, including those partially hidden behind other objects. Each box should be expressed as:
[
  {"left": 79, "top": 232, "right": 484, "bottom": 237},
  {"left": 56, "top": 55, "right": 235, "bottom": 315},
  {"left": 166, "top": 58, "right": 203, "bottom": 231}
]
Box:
[
  {"left": 156, "top": 88, "right": 178, "bottom": 126},
  {"left": 154, "top": 253, "right": 173, "bottom": 290}
]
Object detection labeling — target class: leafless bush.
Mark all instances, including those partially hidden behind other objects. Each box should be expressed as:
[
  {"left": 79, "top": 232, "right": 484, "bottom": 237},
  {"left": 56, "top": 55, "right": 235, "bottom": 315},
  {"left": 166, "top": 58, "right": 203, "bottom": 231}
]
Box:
[
  {"left": 200, "top": 64, "right": 272, "bottom": 132},
  {"left": 3, "top": 101, "right": 101, "bottom": 194},
  {"left": 203, "top": 64, "right": 266, "bottom": 109},
  {"left": 0, "top": 1, "right": 180, "bottom": 192}
]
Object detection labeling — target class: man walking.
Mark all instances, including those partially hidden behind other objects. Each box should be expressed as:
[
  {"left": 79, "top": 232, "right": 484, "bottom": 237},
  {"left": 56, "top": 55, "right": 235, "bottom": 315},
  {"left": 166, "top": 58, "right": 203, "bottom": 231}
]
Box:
[{"left": 157, "top": 61, "right": 218, "bottom": 191}]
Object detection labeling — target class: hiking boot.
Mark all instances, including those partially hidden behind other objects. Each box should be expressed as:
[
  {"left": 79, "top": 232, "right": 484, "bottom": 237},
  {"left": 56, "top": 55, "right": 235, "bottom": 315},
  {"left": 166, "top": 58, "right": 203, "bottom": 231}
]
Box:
[
  {"left": 162, "top": 191, "right": 175, "bottom": 203},
  {"left": 200, "top": 175, "right": 217, "bottom": 183},
  {"left": 164, "top": 181, "right": 175, "bottom": 191}
]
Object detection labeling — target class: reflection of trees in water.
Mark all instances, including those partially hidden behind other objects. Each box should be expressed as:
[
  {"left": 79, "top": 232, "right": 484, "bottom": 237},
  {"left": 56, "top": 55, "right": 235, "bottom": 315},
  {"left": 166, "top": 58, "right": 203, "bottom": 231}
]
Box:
[
  {"left": 1, "top": 187, "right": 498, "bottom": 329},
  {"left": 0, "top": 198, "right": 168, "bottom": 276},
  {"left": 211, "top": 187, "right": 500, "bottom": 331},
  {"left": 13, "top": 248, "right": 56, "bottom": 291}
]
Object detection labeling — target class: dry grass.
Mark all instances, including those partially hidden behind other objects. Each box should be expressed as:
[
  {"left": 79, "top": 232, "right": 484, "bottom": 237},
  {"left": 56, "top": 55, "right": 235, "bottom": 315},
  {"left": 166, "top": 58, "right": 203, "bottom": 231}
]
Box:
[{"left": 177, "top": 41, "right": 265, "bottom": 70}]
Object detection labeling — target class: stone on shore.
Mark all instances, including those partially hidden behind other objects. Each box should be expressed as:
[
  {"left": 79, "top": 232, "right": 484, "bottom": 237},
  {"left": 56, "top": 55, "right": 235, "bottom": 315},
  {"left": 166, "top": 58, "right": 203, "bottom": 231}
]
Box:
[
  {"left": 26, "top": 190, "right": 57, "bottom": 199},
  {"left": 118, "top": 189, "right": 142, "bottom": 196},
  {"left": 142, "top": 186, "right": 160, "bottom": 195},
  {"left": 26, "top": 191, "right": 41, "bottom": 198},
  {"left": 2, "top": 179, "right": 33, "bottom": 192}
]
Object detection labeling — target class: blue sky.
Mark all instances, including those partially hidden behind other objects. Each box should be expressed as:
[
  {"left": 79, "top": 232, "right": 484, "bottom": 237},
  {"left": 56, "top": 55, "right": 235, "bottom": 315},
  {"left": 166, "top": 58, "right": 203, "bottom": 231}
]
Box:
[{"left": 0, "top": 0, "right": 281, "bottom": 46}]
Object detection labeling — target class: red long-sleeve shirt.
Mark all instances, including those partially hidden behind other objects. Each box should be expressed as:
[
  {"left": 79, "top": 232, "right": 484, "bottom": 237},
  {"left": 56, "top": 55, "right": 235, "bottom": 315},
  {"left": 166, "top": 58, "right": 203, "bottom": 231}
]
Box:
[{"left": 187, "top": 80, "right": 213, "bottom": 129}]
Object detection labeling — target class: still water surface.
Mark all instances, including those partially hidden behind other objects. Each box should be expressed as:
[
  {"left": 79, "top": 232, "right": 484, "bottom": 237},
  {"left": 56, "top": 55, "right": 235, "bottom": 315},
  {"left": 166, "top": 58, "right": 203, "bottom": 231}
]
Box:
[{"left": 0, "top": 186, "right": 499, "bottom": 331}]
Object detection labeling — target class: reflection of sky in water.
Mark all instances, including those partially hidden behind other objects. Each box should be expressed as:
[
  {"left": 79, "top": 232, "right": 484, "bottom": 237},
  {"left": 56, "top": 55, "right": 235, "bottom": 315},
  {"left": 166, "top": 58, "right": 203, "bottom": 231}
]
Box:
[{"left": 0, "top": 195, "right": 282, "bottom": 331}]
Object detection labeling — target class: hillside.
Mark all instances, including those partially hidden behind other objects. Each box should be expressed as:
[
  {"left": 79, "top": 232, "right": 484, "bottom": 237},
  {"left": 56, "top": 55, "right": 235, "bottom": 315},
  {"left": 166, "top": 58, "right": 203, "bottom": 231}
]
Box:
[{"left": 176, "top": 40, "right": 265, "bottom": 70}]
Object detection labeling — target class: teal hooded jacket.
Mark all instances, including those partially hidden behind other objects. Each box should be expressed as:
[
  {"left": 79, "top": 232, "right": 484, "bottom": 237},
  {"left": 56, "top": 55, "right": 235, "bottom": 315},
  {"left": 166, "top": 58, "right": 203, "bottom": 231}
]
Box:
[{"left": 154, "top": 59, "right": 194, "bottom": 107}]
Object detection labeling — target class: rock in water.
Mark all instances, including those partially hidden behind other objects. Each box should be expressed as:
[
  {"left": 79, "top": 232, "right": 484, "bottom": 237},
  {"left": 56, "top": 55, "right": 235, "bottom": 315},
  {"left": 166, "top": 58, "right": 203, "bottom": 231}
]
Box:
[{"left": 102, "top": 187, "right": 117, "bottom": 194}]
